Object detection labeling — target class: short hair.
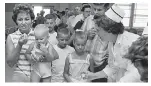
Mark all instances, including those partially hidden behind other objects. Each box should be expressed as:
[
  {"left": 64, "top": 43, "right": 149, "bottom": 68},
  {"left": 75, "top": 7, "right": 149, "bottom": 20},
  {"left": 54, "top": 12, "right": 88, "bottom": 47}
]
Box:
[
  {"left": 94, "top": 15, "right": 124, "bottom": 34},
  {"left": 74, "top": 6, "right": 81, "bottom": 10},
  {"left": 93, "top": 3, "right": 110, "bottom": 11},
  {"left": 45, "top": 13, "right": 57, "bottom": 20},
  {"left": 58, "top": 23, "right": 68, "bottom": 29},
  {"left": 40, "top": 10, "right": 45, "bottom": 16},
  {"left": 81, "top": 4, "right": 91, "bottom": 12},
  {"left": 65, "top": 8, "right": 69, "bottom": 10},
  {"left": 61, "top": 11, "right": 65, "bottom": 16},
  {"left": 57, "top": 27, "right": 70, "bottom": 37},
  {"left": 74, "top": 31, "right": 87, "bottom": 42},
  {"left": 82, "top": 3, "right": 88, "bottom": 6},
  {"left": 34, "top": 24, "right": 49, "bottom": 36},
  {"left": 12, "top": 3, "right": 35, "bottom": 25},
  {"left": 93, "top": 3, "right": 109, "bottom": 7}
]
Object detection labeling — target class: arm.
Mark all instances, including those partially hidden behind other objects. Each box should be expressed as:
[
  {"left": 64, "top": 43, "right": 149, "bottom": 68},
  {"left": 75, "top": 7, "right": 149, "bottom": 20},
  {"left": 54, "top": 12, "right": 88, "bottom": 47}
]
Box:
[
  {"left": 41, "top": 44, "right": 59, "bottom": 62},
  {"left": 25, "top": 42, "right": 34, "bottom": 62},
  {"left": 87, "top": 69, "right": 108, "bottom": 81},
  {"left": 48, "top": 44, "right": 59, "bottom": 61},
  {"left": 89, "top": 55, "right": 94, "bottom": 72},
  {"left": 63, "top": 55, "right": 73, "bottom": 82},
  {"left": 6, "top": 35, "right": 22, "bottom": 67},
  {"left": 67, "top": 31, "right": 75, "bottom": 45}
]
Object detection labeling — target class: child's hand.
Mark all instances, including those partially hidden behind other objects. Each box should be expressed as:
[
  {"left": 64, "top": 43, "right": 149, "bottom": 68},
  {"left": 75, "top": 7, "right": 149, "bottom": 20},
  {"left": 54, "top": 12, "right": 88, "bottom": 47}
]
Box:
[{"left": 40, "top": 44, "right": 48, "bottom": 54}]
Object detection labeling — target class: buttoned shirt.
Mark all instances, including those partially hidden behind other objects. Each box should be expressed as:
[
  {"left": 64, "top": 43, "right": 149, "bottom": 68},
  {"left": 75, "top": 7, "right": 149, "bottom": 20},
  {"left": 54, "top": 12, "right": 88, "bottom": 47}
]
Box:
[{"left": 103, "top": 31, "right": 140, "bottom": 82}]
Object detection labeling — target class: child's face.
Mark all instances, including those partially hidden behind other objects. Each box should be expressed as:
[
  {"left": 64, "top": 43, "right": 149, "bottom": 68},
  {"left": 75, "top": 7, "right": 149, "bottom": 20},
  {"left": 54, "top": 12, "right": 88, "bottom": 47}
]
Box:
[
  {"left": 74, "top": 39, "right": 87, "bottom": 53},
  {"left": 93, "top": 5, "right": 106, "bottom": 16},
  {"left": 45, "top": 19, "right": 56, "bottom": 32},
  {"left": 35, "top": 34, "right": 48, "bottom": 44},
  {"left": 83, "top": 8, "right": 91, "bottom": 19},
  {"left": 57, "top": 34, "right": 70, "bottom": 48}
]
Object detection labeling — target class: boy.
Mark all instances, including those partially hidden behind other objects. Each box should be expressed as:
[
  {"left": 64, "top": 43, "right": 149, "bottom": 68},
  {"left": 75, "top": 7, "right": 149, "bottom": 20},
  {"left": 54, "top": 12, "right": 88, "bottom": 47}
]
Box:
[
  {"left": 51, "top": 27, "right": 75, "bottom": 82},
  {"left": 44, "top": 14, "right": 58, "bottom": 45}
]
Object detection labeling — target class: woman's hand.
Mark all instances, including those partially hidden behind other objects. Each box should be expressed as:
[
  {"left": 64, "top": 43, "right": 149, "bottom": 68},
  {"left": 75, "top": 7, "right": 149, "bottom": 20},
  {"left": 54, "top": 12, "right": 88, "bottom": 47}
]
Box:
[
  {"left": 85, "top": 71, "right": 96, "bottom": 81},
  {"left": 18, "top": 33, "right": 28, "bottom": 46}
]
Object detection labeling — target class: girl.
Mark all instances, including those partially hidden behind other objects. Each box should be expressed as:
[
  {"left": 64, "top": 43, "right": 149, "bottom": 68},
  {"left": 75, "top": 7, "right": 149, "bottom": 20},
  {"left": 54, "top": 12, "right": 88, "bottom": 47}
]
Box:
[{"left": 63, "top": 30, "right": 93, "bottom": 82}]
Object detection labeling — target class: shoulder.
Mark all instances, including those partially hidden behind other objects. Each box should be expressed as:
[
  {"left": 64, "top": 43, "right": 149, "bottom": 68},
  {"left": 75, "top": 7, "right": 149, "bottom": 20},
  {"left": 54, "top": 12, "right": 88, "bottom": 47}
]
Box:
[
  {"left": 9, "top": 30, "right": 19, "bottom": 35},
  {"left": 68, "top": 15, "right": 74, "bottom": 19},
  {"left": 53, "top": 32, "right": 57, "bottom": 36},
  {"left": 66, "top": 52, "right": 74, "bottom": 62},
  {"left": 8, "top": 30, "right": 21, "bottom": 41},
  {"left": 121, "top": 31, "right": 140, "bottom": 46},
  {"left": 75, "top": 14, "right": 83, "bottom": 19},
  {"left": 66, "top": 45, "right": 75, "bottom": 52},
  {"left": 53, "top": 44, "right": 58, "bottom": 50},
  {"left": 123, "top": 31, "right": 140, "bottom": 40}
]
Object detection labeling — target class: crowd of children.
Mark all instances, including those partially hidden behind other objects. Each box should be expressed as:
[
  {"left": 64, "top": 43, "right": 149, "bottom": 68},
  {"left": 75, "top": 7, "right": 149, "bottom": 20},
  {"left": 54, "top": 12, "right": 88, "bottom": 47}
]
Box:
[{"left": 6, "top": 3, "right": 148, "bottom": 83}]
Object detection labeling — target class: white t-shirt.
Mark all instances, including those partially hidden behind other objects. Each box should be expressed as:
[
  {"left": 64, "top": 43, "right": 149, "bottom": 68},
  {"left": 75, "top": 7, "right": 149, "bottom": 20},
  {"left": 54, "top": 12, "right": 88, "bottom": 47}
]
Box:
[
  {"left": 48, "top": 32, "right": 58, "bottom": 45},
  {"left": 56, "top": 17, "right": 61, "bottom": 25},
  {"left": 81, "top": 15, "right": 95, "bottom": 32},
  {"left": 51, "top": 45, "right": 75, "bottom": 82},
  {"left": 71, "top": 14, "right": 84, "bottom": 28},
  {"left": 66, "top": 15, "right": 76, "bottom": 28}
]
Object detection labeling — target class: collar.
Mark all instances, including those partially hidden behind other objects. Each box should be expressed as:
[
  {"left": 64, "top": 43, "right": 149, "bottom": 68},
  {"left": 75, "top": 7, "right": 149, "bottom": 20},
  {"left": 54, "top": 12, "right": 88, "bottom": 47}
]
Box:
[
  {"left": 115, "top": 31, "right": 128, "bottom": 45},
  {"left": 16, "top": 29, "right": 34, "bottom": 36}
]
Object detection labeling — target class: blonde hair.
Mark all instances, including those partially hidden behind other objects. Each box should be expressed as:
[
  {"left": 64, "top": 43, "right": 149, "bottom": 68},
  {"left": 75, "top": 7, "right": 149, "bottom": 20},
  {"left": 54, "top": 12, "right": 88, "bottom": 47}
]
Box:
[
  {"left": 74, "top": 31, "right": 87, "bottom": 42},
  {"left": 34, "top": 24, "right": 49, "bottom": 37}
]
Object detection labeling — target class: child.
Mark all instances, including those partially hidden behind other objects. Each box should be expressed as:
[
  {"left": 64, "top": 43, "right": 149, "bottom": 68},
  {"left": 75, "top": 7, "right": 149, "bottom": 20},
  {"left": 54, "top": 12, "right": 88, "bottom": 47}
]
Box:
[
  {"left": 119, "top": 36, "right": 148, "bottom": 82},
  {"left": 63, "top": 30, "right": 93, "bottom": 82},
  {"left": 51, "top": 28, "right": 75, "bottom": 82},
  {"left": 25, "top": 24, "right": 59, "bottom": 82},
  {"left": 44, "top": 14, "right": 58, "bottom": 45}
]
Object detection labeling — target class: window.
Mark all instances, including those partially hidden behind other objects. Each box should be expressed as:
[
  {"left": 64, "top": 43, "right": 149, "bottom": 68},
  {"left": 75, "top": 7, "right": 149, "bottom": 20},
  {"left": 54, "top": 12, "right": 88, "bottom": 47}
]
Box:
[
  {"left": 34, "top": 6, "right": 50, "bottom": 18},
  {"left": 133, "top": 3, "right": 148, "bottom": 27},
  {"left": 43, "top": 9, "right": 50, "bottom": 17},
  {"left": 117, "top": 3, "right": 132, "bottom": 27},
  {"left": 34, "top": 6, "right": 42, "bottom": 18}
]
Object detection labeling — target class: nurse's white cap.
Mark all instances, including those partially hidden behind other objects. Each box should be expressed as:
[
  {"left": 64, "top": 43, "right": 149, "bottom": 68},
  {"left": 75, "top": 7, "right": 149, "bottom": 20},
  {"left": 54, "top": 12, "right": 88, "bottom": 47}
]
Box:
[{"left": 105, "top": 4, "right": 125, "bottom": 23}]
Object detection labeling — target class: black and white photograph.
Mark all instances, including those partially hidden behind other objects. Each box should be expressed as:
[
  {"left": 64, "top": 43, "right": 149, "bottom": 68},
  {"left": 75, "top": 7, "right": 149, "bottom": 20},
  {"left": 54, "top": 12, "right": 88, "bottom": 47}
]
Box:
[{"left": 5, "top": 2, "right": 148, "bottom": 83}]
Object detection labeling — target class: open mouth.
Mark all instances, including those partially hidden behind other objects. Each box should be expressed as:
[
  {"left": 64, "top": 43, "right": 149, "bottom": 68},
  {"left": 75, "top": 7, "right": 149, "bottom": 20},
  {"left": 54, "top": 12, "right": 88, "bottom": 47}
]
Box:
[{"left": 20, "top": 26, "right": 27, "bottom": 29}]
